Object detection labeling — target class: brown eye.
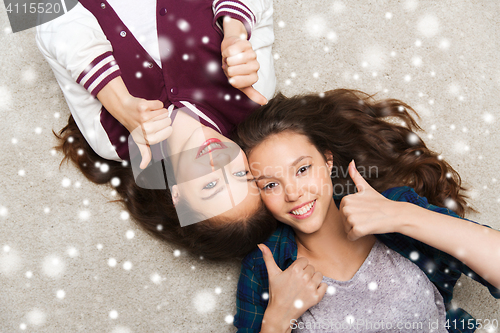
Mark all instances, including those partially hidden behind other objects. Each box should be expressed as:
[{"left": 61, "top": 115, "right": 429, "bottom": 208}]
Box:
[
  {"left": 297, "top": 165, "right": 311, "bottom": 175},
  {"left": 263, "top": 182, "right": 278, "bottom": 191}
]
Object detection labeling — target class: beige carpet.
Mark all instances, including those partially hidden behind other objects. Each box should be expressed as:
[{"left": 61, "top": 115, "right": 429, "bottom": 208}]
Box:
[{"left": 1, "top": 0, "right": 499, "bottom": 332}]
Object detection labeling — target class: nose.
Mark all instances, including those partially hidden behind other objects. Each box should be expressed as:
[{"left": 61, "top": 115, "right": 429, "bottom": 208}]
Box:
[
  {"left": 210, "top": 152, "right": 231, "bottom": 168},
  {"left": 284, "top": 182, "right": 303, "bottom": 202}
]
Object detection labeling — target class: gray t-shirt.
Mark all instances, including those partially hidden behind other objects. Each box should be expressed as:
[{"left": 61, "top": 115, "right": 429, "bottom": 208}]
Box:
[{"left": 294, "top": 240, "right": 447, "bottom": 332}]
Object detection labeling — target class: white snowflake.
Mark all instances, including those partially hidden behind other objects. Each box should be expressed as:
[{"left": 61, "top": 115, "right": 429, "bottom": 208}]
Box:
[
  {"left": 66, "top": 247, "right": 79, "bottom": 258},
  {"left": 304, "top": 15, "right": 327, "bottom": 38},
  {"left": 56, "top": 290, "right": 66, "bottom": 299},
  {"left": 79, "top": 210, "right": 90, "bottom": 221},
  {"left": 417, "top": 14, "right": 440, "bottom": 38},
  {"left": 293, "top": 299, "right": 303, "bottom": 308},
  {"left": 409, "top": 251, "right": 419, "bottom": 261},
  {"left": 0, "top": 248, "right": 22, "bottom": 275},
  {"left": 193, "top": 290, "right": 217, "bottom": 313},
  {"left": 177, "top": 19, "right": 190, "bottom": 32},
  {"left": 61, "top": 177, "right": 71, "bottom": 187},
  {"left": 110, "top": 326, "right": 131, "bottom": 333},
  {"left": 42, "top": 255, "right": 65, "bottom": 278},
  {"left": 122, "top": 261, "right": 132, "bottom": 271},
  {"left": 109, "top": 310, "right": 119, "bottom": 319},
  {"left": 331, "top": 1, "right": 346, "bottom": 14},
  {"left": 125, "top": 230, "right": 135, "bottom": 240},
  {"left": 26, "top": 308, "right": 47, "bottom": 326},
  {"left": 22, "top": 68, "right": 37, "bottom": 83},
  {"left": 108, "top": 258, "right": 117, "bottom": 267},
  {"left": 0, "top": 85, "right": 13, "bottom": 111},
  {"left": 206, "top": 61, "right": 219, "bottom": 74}
]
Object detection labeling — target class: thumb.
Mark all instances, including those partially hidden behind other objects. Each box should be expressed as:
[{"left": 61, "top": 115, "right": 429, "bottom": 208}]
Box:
[
  {"left": 240, "top": 87, "right": 267, "bottom": 106},
  {"left": 138, "top": 143, "right": 152, "bottom": 169},
  {"left": 258, "top": 244, "right": 282, "bottom": 277},
  {"left": 145, "top": 99, "right": 164, "bottom": 112},
  {"left": 348, "top": 160, "right": 370, "bottom": 193}
]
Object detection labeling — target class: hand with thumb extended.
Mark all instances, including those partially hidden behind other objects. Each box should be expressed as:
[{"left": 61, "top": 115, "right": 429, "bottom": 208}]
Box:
[
  {"left": 258, "top": 244, "right": 327, "bottom": 332},
  {"left": 339, "top": 160, "right": 403, "bottom": 241},
  {"left": 221, "top": 35, "right": 267, "bottom": 105}
]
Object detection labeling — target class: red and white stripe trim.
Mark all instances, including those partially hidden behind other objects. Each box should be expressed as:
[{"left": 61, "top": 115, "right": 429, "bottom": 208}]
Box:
[
  {"left": 76, "top": 51, "right": 122, "bottom": 96},
  {"left": 213, "top": 0, "right": 256, "bottom": 38}
]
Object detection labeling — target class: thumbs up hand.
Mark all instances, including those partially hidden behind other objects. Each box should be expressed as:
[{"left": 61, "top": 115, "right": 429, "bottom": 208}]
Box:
[
  {"left": 259, "top": 244, "right": 327, "bottom": 333},
  {"left": 339, "top": 160, "right": 403, "bottom": 241}
]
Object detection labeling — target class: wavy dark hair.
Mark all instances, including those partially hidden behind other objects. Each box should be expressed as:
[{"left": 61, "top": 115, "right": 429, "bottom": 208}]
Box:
[
  {"left": 235, "top": 89, "right": 471, "bottom": 216},
  {"left": 53, "top": 115, "right": 276, "bottom": 260}
]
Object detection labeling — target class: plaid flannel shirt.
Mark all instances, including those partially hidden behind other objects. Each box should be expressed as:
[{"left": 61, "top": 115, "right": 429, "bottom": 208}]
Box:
[{"left": 234, "top": 186, "right": 500, "bottom": 333}]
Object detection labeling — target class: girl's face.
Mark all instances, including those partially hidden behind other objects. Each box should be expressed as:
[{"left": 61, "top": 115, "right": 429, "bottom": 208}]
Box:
[
  {"left": 248, "top": 131, "right": 334, "bottom": 234},
  {"left": 171, "top": 126, "right": 261, "bottom": 224}
]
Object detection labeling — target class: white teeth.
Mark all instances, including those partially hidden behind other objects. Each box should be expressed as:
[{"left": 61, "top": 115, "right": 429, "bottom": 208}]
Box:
[
  {"left": 291, "top": 200, "right": 315, "bottom": 216},
  {"left": 199, "top": 142, "right": 222, "bottom": 156}
]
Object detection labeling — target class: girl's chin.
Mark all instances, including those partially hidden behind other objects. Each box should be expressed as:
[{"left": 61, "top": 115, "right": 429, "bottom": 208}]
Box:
[{"left": 283, "top": 218, "right": 323, "bottom": 235}]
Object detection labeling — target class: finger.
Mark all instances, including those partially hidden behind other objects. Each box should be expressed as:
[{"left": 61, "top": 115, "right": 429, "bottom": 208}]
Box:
[
  {"left": 348, "top": 160, "right": 370, "bottom": 194},
  {"left": 142, "top": 121, "right": 172, "bottom": 141},
  {"left": 145, "top": 99, "right": 164, "bottom": 111},
  {"left": 138, "top": 143, "right": 152, "bottom": 169},
  {"left": 240, "top": 87, "right": 267, "bottom": 105},
  {"left": 347, "top": 227, "right": 361, "bottom": 242},
  {"left": 311, "top": 271, "right": 323, "bottom": 286},
  {"left": 149, "top": 111, "right": 171, "bottom": 124},
  {"left": 227, "top": 62, "right": 260, "bottom": 77},
  {"left": 138, "top": 99, "right": 164, "bottom": 113},
  {"left": 258, "top": 244, "right": 282, "bottom": 277},
  {"left": 303, "top": 265, "right": 315, "bottom": 279},
  {"left": 144, "top": 115, "right": 172, "bottom": 132},
  {"left": 222, "top": 40, "right": 252, "bottom": 59},
  {"left": 226, "top": 50, "right": 256, "bottom": 67},
  {"left": 229, "top": 74, "right": 259, "bottom": 89},
  {"left": 292, "top": 257, "right": 309, "bottom": 271},
  {"left": 150, "top": 125, "right": 173, "bottom": 144},
  {"left": 317, "top": 282, "right": 328, "bottom": 299},
  {"left": 347, "top": 229, "right": 360, "bottom": 242},
  {"left": 139, "top": 108, "right": 169, "bottom": 123}
]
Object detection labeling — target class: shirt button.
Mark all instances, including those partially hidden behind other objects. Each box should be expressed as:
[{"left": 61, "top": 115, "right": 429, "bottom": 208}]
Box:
[
  {"left": 120, "top": 31, "right": 127, "bottom": 37},
  {"left": 148, "top": 62, "right": 153, "bottom": 68},
  {"left": 159, "top": 8, "right": 167, "bottom": 16},
  {"left": 100, "top": 2, "right": 106, "bottom": 9},
  {"left": 170, "top": 87, "right": 178, "bottom": 95}
]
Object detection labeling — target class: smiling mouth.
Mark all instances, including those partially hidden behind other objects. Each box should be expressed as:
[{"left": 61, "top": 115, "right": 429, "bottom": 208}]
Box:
[
  {"left": 289, "top": 200, "right": 316, "bottom": 217},
  {"left": 196, "top": 138, "right": 228, "bottom": 159}
]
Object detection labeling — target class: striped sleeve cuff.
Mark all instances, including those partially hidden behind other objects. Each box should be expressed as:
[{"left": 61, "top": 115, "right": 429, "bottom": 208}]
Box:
[
  {"left": 213, "top": 0, "right": 256, "bottom": 39},
  {"left": 76, "top": 51, "right": 122, "bottom": 97}
]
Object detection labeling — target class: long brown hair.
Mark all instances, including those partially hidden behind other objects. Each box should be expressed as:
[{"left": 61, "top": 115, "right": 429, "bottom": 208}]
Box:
[
  {"left": 235, "top": 89, "right": 471, "bottom": 216},
  {"left": 54, "top": 115, "right": 276, "bottom": 260}
]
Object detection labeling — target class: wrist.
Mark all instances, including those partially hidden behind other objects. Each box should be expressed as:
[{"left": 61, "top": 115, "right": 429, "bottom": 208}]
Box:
[
  {"left": 393, "top": 202, "right": 420, "bottom": 234},
  {"left": 96, "top": 77, "right": 133, "bottom": 126},
  {"left": 261, "top": 305, "right": 295, "bottom": 333}
]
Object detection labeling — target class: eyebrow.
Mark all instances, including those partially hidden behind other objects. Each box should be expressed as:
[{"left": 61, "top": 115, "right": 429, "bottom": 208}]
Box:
[
  {"left": 255, "top": 156, "right": 312, "bottom": 181},
  {"left": 201, "top": 186, "right": 225, "bottom": 200}
]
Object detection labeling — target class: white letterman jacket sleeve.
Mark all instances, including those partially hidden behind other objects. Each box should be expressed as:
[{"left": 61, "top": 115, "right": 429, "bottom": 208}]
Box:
[
  {"left": 35, "top": 3, "right": 122, "bottom": 161},
  {"left": 212, "top": 0, "right": 276, "bottom": 101},
  {"left": 36, "top": 3, "right": 121, "bottom": 97}
]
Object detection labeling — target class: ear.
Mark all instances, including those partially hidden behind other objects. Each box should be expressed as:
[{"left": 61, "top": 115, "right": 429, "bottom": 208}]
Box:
[
  {"left": 324, "top": 150, "right": 334, "bottom": 173},
  {"left": 171, "top": 185, "right": 180, "bottom": 206}
]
